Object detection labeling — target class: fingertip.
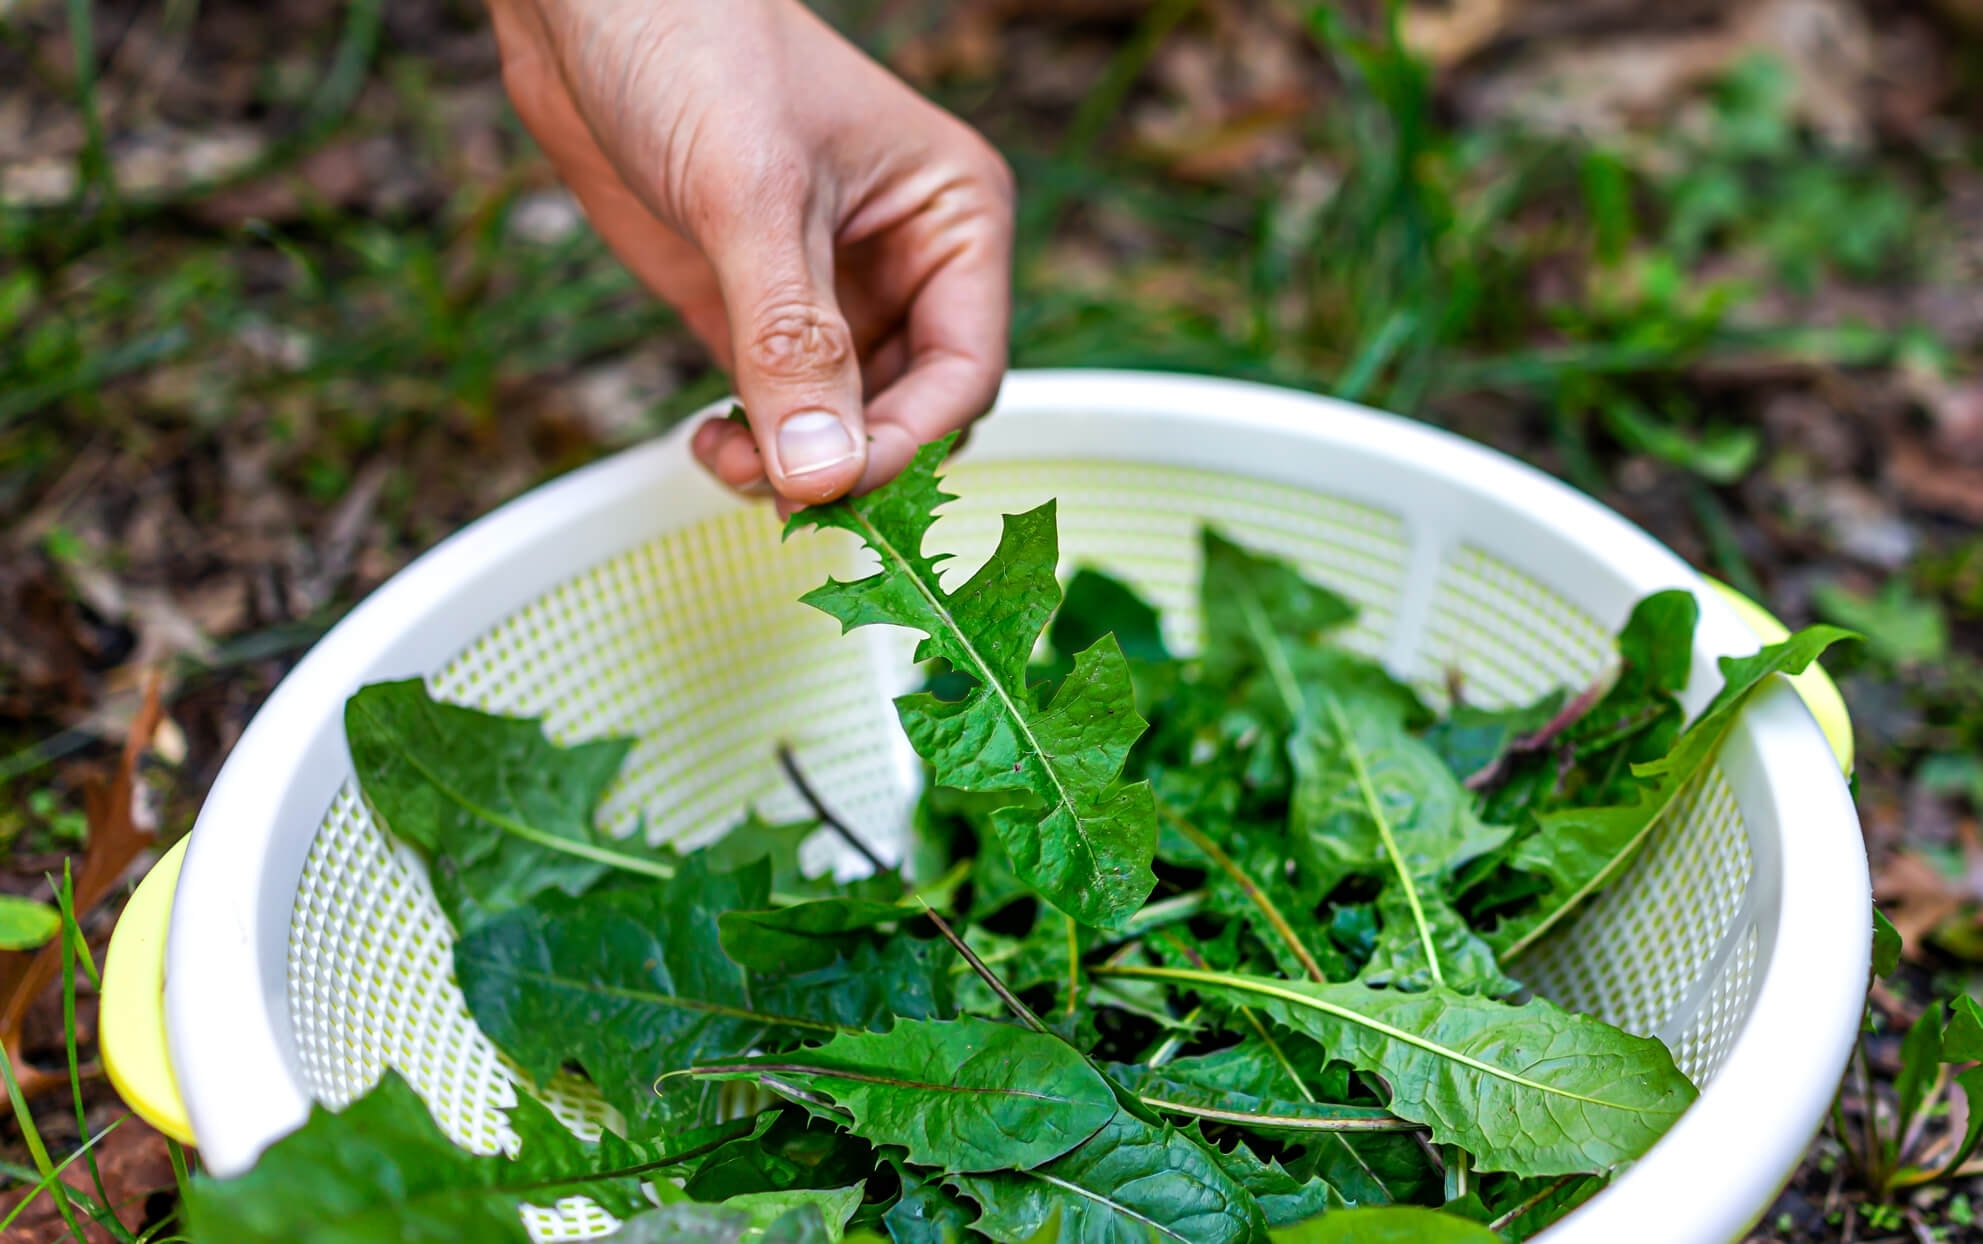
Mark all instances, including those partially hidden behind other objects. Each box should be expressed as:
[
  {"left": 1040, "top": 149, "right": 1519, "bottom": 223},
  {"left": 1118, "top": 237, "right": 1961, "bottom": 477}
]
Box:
[
  {"left": 694, "top": 420, "right": 759, "bottom": 480},
  {"left": 691, "top": 415, "right": 734, "bottom": 461},
  {"left": 712, "top": 428, "right": 769, "bottom": 487},
  {"left": 766, "top": 408, "right": 868, "bottom": 505},
  {"left": 695, "top": 405, "right": 867, "bottom": 505}
]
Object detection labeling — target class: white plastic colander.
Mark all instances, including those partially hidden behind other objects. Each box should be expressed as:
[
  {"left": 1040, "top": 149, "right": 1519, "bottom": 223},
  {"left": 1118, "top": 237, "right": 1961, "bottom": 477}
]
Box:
[{"left": 111, "top": 370, "right": 1868, "bottom": 1242}]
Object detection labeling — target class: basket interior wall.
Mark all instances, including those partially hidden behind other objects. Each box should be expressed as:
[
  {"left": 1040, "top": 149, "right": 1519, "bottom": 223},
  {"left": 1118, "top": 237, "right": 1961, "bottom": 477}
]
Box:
[{"left": 283, "top": 459, "right": 1760, "bottom": 1240}]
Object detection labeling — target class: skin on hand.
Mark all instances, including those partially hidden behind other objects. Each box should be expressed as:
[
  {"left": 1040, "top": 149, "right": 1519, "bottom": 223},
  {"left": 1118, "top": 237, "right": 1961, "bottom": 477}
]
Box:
[{"left": 487, "top": 0, "right": 1016, "bottom": 509}]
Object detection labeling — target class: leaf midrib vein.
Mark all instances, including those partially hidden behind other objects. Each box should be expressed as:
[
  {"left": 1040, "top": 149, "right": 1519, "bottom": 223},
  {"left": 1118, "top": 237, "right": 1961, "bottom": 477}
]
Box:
[
  {"left": 1233, "top": 591, "right": 1305, "bottom": 722},
  {"left": 1319, "top": 694, "right": 1446, "bottom": 989},
  {"left": 358, "top": 699, "right": 674, "bottom": 882},
  {"left": 1230, "top": 583, "right": 1445, "bottom": 989},
  {"left": 1137, "top": 1095, "right": 1417, "bottom": 1133},
  {"left": 697, "top": 1063, "right": 1077, "bottom": 1102},
  {"left": 1102, "top": 966, "right": 1636, "bottom": 1110},
  {"left": 1239, "top": 1007, "right": 1392, "bottom": 1190},
  {"left": 1028, "top": 1171, "right": 1195, "bottom": 1242},
  {"left": 1503, "top": 716, "right": 1741, "bottom": 960},
  {"left": 1504, "top": 641, "right": 1839, "bottom": 959},
  {"left": 360, "top": 700, "right": 845, "bottom": 905},
  {"left": 849, "top": 507, "right": 1087, "bottom": 852}
]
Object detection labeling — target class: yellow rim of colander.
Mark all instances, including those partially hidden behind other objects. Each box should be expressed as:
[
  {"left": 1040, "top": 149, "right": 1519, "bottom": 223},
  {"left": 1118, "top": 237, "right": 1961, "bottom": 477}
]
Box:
[
  {"left": 92, "top": 579, "right": 1850, "bottom": 1153},
  {"left": 101, "top": 834, "right": 196, "bottom": 1145},
  {"left": 1704, "top": 578, "right": 1854, "bottom": 776}
]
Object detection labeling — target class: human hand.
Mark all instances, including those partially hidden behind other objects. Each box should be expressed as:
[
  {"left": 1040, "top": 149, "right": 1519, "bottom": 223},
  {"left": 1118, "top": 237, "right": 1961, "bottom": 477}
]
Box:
[{"left": 487, "top": 0, "right": 1015, "bottom": 508}]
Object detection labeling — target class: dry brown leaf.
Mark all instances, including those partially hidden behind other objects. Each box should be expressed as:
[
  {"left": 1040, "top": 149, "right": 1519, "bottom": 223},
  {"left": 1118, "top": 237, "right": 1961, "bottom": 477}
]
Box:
[
  {"left": 0, "top": 1116, "right": 178, "bottom": 1242},
  {"left": 1890, "top": 439, "right": 1983, "bottom": 525},
  {"left": 1453, "top": 0, "right": 1873, "bottom": 148},
  {"left": 888, "top": 12, "right": 999, "bottom": 87},
  {"left": 0, "top": 563, "right": 96, "bottom": 722},
  {"left": 0, "top": 91, "right": 36, "bottom": 165},
  {"left": 1874, "top": 851, "right": 1966, "bottom": 957},
  {"left": 10, "top": 448, "right": 115, "bottom": 555},
  {"left": 108, "top": 124, "right": 266, "bottom": 198},
  {"left": 890, "top": 0, "right": 1147, "bottom": 84},
  {"left": 1402, "top": 0, "right": 1523, "bottom": 71},
  {"left": 119, "top": 490, "right": 187, "bottom": 571},
  {"left": 291, "top": 457, "right": 394, "bottom": 617},
  {"left": 1766, "top": 474, "right": 1918, "bottom": 570},
  {"left": 1134, "top": 104, "right": 1306, "bottom": 181},
  {"left": 0, "top": 674, "right": 164, "bottom": 1111},
  {"left": 0, "top": 155, "right": 79, "bottom": 211},
  {"left": 1874, "top": 825, "right": 1983, "bottom": 961},
  {"left": 1453, "top": 29, "right": 1731, "bottom": 140},
  {"left": 1127, "top": 3, "right": 1314, "bottom": 180},
  {"left": 1760, "top": 391, "right": 1862, "bottom": 474},
  {"left": 190, "top": 136, "right": 382, "bottom": 227},
  {"left": 1736, "top": 0, "right": 1874, "bottom": 148},
  {"left": 1928, "top": 380, "right": 1983, "bottom": 466},
  {"left": 36, "top": 559, "right": 226, "bottom": 741},
  {"left": 561, "top": 349, "right": 684, "bottom": 448},
  {"left": 121, "top": 590, "right": 216, "bottom": 669},
  {"left": 1870, "top": 15, "right": 1953, "bottom": 142}
]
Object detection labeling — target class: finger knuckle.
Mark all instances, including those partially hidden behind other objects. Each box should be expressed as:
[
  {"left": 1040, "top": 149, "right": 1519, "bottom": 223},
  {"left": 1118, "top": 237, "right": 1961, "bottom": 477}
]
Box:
[{"left": 743, "top": 298, "right": 854, "bottom": 385}]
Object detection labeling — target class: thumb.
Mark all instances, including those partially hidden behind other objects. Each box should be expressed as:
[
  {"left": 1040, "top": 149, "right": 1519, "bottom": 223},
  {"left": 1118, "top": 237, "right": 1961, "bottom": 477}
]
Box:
[{"left": 710, "top": 214, "right": 868, "bottom": 506}]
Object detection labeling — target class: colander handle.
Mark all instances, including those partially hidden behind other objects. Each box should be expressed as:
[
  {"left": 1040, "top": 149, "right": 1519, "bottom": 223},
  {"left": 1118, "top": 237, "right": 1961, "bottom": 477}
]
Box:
[
  {"left": 1704, "top": 578, "right": 1854, "bottom": 775},
  {"left": 100, "top": 834, "right": 196, "bottom": 1145}
]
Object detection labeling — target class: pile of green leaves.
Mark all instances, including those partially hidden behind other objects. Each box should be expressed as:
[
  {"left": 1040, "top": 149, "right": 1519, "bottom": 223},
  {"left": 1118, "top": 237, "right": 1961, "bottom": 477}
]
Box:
[{"left": 186, "top": 436, "right": 1849, "bottom": 1243}]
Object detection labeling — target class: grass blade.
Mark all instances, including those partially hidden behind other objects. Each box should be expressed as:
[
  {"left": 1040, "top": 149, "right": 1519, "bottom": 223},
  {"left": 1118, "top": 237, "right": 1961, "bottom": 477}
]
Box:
[
  {"left": 1160, "top": 808, "right": 1327, "bottom": 983},
  {"left": 1334, "top": 308, "right": 1418, "bottom": 404},
  {"left": 0, "top": 327, "right": 192, "bottom": 429},
  {"left": 57, "top": 863, "right": 132, "bottom": 1241},
  {"left": 0, "top": 1032, "right": 88, "bottom": 1240},
  {"left": 0, "top": 1116, "right": 123, "bottom": 1235},
  {"left": 63, "top": 0, "right": 113, "bottom": 215}
]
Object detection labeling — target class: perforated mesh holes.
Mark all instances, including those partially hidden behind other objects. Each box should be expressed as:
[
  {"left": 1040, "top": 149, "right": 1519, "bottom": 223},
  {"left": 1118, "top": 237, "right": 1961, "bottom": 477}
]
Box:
[
  {"left": 294, "top": 504, "right": 915, "bottom": 1240},
  {"left": 1415, "top": 547, "right": 1765, "bottom": 1084},
  {"left": 284, "top": 457, "right": 1762, "bottom": 1241},
  {"left": 1670, "top": 925, "right": 1761, "bottom": 1084},
  {"left": 1516, "top": 768, "right": 1754, "bottom": 1085},
  {"left": 933, "top": 460, "right": 1412, "bottom": 661},
  {"left": 425, "top": 503, "right": 913, "bottom": 859},
  {"left": 1416, "top": 545, "right": 1615, "bottom": 710},
  {"left": 290, "top": 786, "right": 621, "bottom": 1242}
]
